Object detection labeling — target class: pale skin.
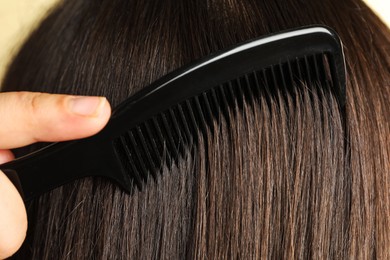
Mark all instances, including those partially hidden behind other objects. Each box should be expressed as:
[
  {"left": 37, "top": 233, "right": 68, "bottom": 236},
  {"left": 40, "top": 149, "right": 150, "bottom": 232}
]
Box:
[{"left": 0, "top": 92, "right": 111, "bottom": 259}]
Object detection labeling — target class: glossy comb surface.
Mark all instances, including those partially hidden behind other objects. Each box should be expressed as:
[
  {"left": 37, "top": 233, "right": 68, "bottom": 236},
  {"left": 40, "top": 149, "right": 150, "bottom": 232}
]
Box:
[{"left": 1, "top": 25, "right": 346, "bottom": 202}]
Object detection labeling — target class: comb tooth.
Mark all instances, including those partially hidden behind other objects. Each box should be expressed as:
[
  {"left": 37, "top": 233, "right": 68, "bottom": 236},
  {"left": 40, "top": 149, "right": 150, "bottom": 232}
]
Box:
[
  {"left": 322, "top": 52, "right": 334, "bottom": 87},
  {"left": 307, "top": 54, "right": 319, "bottom": 82},
  {"left": 193, "top": 96, "right": 208, "bottom": 134},
  {"left": 279, "top": 63, "right": 289, "bottom": 93},
  {"left": 135, "top": 126, "right": 157, "bottom": 178},
  {"left": 128, "top": 131, "right": 149, "bottom": 180},
  {"left": 185, "top": 99, "right": 199, "bottom": 136},
  {"left": 261, "top": 69, "right": 269, "bottom": 88},
  {"left": 316, "top": 53, "right": 327, "bottom": 84},
  {"left": 295, "top": 57, "right": 303, "bottom": 81},
  {"left": 304, "top": 55, "right": 312, "bottom": 84},
  {"left": 261, "top": 68, "right": 273, "bottom": 98},
  {"left": 226, "top": 81, "right": 237, "bottom": 108},
  {"left": 271, "top": 65, "right": 279, "bottom": 88},
  {"left": 242, "top": 73, "right": 258, "bottom": 116},
  {"left": 226, "top": 81, "right": 239, "bottom": 117},
  {"left": 280, "top": 62, "right": 295, "bottom": 104},
  {"left": 201, "top": 92, "right": 213, "bottom": 120},
  {"left": 209, "top": 88, "right": 221, "bottom": 120},
  {"left": 252, "top": 70, "right": 262, "bottom": 99},
  {"left": 244, "top": 74, "right": 255, "bottom": 103},
  {"left": 240, "top": 74, "right": 253, "bottom": 102},
  {"left": 168, "top": 108, "right": 185, "bottom": 155},
  {"left": 312, "top": 54, "right": 321, "bottom": 82},
  {"left": 280, "top": 62, "right": 297, "bottom": 110},
  {"left": 168, "top": 109, "right": 181, "bottom": 138},
  {"left": 217, "top": 84, "right": 231, "bottom": 122},
  {"left": 176, "top": 103, "right": 193, "bottom": 145},
  {"left": 151, "top": 117, "right": 166, "bottom": 160},
  {"left": 295, "top": 58, "right": 301, "bottom": 78},
  {"left": 271, "top": 65, "right": 286, "bottom": 102},
  {"left": 200, "top": 92, "right": 214, "bottom": 132},
  {"left": 235, "top": 78, "right": 245, "bottom": 108},
  {"left": 209, "top": 88, "right": 222, "bottom": 125},
  {"left": 286, "top": 59, "right": 295, "bottom": 86},
  {"left": 160, "top": 112, "right": 179, "bottom": 161},
  {"left": 119, "top": 135, "right": 143, "bottom": 188},
  {"left": 324, "top": 52, "right": 332, "bottom": 83},
  {"left": 144, "top": 121, "right": 162, "bottom": 168}
]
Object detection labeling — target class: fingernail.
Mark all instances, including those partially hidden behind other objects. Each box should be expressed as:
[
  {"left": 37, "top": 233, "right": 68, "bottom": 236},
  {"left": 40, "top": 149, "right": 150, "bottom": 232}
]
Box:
[{"left": 68, "top": 96, "right": 105, "bottom": 117}]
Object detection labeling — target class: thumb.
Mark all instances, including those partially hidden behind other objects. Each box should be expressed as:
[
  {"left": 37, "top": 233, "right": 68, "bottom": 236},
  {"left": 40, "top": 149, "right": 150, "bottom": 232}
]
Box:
[{"left": 0, "top": 168, "right": 26, "bottom": 259}]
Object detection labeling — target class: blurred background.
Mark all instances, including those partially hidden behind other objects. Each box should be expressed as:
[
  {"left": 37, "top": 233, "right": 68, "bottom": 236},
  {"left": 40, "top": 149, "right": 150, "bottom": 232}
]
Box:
[{"left": 0, "top": 0, "right": 389, "bottom": 83}]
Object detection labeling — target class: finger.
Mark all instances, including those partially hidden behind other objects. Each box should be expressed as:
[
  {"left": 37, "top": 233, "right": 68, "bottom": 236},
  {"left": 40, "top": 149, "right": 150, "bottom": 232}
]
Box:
[
  {"left": 0, "top": 170, "right": 27, "bottom": 259},
  {"left": 0, "top": 150, "right": 15, "bottom": 164},
  {"left": 0, "top": 92, "right": 111, "bottom": 149}
]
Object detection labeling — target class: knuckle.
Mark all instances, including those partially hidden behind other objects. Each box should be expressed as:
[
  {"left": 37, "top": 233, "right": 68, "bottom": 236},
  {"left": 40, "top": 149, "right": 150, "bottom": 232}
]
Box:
[
  {"left": 29, "top": 92, "right": 45, "bottom": 115},
  {"left": 24, "top": 92, "right": 46, "bottom": 140}
]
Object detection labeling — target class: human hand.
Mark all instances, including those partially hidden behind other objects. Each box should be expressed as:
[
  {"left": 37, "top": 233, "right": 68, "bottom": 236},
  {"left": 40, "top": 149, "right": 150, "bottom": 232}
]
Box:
[{"left": 0, "top": 92, "right": 111, "bottom": 259}]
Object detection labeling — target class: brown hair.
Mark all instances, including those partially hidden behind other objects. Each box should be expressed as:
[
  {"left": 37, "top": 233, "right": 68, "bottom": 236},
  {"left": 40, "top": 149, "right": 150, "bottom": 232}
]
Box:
[{"left": 2, "top": 0, "right": 390, "bottom": 258}]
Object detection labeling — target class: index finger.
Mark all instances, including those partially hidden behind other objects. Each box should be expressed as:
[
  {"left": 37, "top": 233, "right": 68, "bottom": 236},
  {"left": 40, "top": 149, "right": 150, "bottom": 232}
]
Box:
[{"left": 0, "top": 92, "right": 111, "bottom": 149}]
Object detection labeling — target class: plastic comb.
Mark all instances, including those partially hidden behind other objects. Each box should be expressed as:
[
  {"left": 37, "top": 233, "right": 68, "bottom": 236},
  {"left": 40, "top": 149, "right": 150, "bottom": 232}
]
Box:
[{"left": 1, "top": 25, "right": 346, "bottom": 202}]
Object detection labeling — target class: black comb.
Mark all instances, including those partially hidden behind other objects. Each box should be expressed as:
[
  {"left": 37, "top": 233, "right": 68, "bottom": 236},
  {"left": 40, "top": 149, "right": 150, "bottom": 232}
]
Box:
[{"left": 1, "top": 25, "right": 346, "bottom": 202}]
